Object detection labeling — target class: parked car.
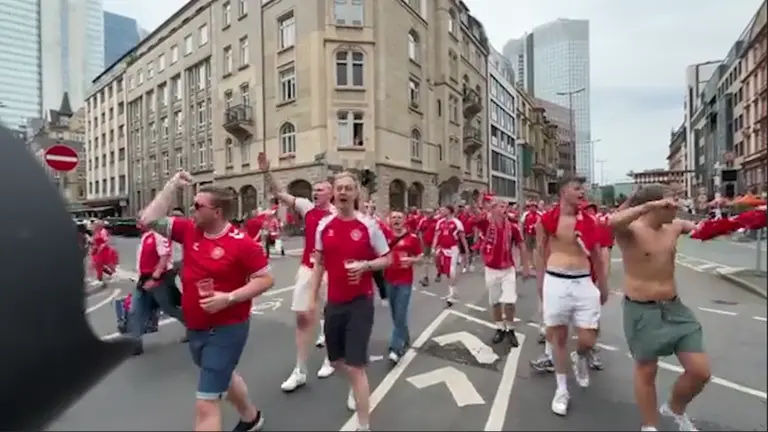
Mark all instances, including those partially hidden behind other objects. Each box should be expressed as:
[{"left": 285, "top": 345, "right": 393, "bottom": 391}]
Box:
[{"left": 108, "top": 217, "right": 142, "bottom": 237}]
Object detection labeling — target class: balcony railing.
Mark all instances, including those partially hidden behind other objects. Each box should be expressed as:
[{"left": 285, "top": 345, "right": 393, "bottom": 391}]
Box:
[
  {"left": 462, "top": 86, "right": 482, "bottom": 118},
  {"left": 223, "top": 104, "right": 254, "bottom": 138},
  {"left": 463, "top": 126, "right": 482, "bottom": 154}
]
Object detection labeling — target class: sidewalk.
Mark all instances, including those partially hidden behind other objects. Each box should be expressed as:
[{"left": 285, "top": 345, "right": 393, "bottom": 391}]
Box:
[{"left": 716, "top": 268, "right": 768, "bottom": 299}]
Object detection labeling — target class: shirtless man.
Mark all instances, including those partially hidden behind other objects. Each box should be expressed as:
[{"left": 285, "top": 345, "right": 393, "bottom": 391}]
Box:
[
  {"left": 535, "top": 176, "right": 608, "bottom": 416},
  {"left": 610, "top": 185, "right": 710, "bottom": 432}
]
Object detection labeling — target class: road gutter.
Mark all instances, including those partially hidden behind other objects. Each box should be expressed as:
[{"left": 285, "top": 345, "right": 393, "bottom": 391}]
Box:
[{"left": 715, "top": 268, "right": 767, "bottom": 300}]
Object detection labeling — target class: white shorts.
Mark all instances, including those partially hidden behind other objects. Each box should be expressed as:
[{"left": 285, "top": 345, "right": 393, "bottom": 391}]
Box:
[
  {"left": 291, "top": 264, "right": 328, "bottom": 312},
  {"left": 485, "top": 267, "right": 517, "bottom": 305},
  {"left": 437, "top": 246, "right": 460, "bottom": 278},
  {"left": 542, "top": 271, "right": 600, "bottom": 329}
]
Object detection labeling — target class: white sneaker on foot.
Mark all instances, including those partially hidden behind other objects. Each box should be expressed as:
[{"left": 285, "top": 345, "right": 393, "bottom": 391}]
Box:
[
  {"left": 315, "top": 332, "right": 326, "bottom": 347},
  {"left": 551, "top": 388, "right": 569, "bottom": 416},
  {"left": 317, "top": 358, "right": 335, "bottom": 378},
  {"left": 571, "top": 351, "right": 590, "bottom": 387},
  {"left": 280, "top": 368, "right": 307, "bottom": 392},
  {"left": 346, "top": 390, "right": 356, "bottom": 411},
  {"left": 660, "top": 403, "right": 698, "bottom": 431}
]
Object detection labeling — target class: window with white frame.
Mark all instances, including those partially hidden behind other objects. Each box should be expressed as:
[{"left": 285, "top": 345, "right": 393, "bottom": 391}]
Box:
[
  {"left": 197, "top": 102, "right": 206, "bottom": 126},
  {"left": 172, "top": 75, "right": 182, "bottom": 100},
  {"left": 239, "top": 36, "right": 249, "bottom": 67},
  {"left": 198, "top": 141, "right": 206, "bottom": 168},
  {"left": 225, "top": 138, "right": 233, "bottom": 165},
  {"left": 410, "top": 129, "right": 421, "bottom": 159},
  {"left": 175, "top": 150, "right": 183, "bottom": 169},
  {"left": 224, "top": 90, "right": 233, "bottom": 109},
  {"left": 279, "top": 66, "right": 296, "bottom": 101},
  {"left": 222, "top": 1, "right": 231, "bottom": 27},
  {"left": 335, "top": 51, "right": 364, "bottom": 87},
  {"left": 149, "top": 121, "right": 156, "bottom": 141},
  {"left": 238, "top": 0, "right": 246, "bottom": 17},
  {"left": 147, "top": 61, "right": 154, "bottom": 79},
  {"left": 449, "top": 50, "right": 458, "bottom": 80},
  {"left": 197, "top": 64, "right": 206, "bottom": 90},
  {"left": 162, "top": 151, "right": 170, "bottom": 175},
  {"left": 158, "top": 53, "right": 166, "bottom": 71},
  {"left": 476, "top": 155, "right": 483, "bottom": 177},
  {"left": 278, "top": 12, "right": 295, "bottom": 50},
  {"left": 174, "top": 111, "right": 183, "bottom": 133},
  {"left": 280, "top": 122, "right": 296, "bottom": 154},
  {"left": 448, "top": 9, "right": 456, "bottom": 35},
  {"left": 199, "top": 24, "right": 209, "bottom": 45},
  {"left": 408, "top": 0, "right": 420, "bottom": 12},
  {"left": 184, "top": 34, "right": 193, "bottom": 55},
  {"left": 161, "top": 116, "right": 169, "bottom": 137},
  {"left": 333, "top": 0, "right": 363, "bottom": 26},
  {"left": 408, "top": 30, "right": 420, "bottom": 63},
  {"left": 240, "top": 83, "right": 250, "bottom": 106},
  {"left": 240, "top": 139, "right": 251, "bottom": 165},
  {"left": 223, "top": 46, "right": 233, "bottom": 74},
  {"left": 336, "top": 111, "right": 364, "bottom": 147},
  {"left": 408, "top": 78, "right": 420, "bottom": 108},
  {"left": 171, "top": 45, "right": 178, "bottom": 63}
]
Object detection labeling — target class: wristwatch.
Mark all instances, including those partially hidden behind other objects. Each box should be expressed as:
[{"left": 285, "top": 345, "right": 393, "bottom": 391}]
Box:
[{"left": 227, "top": 292, "right": 237, "bottom": 304}]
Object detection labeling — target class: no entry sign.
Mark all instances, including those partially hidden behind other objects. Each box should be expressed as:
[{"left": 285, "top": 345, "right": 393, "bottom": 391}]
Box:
[{"left": 44, "top": 144, "right": 79, "bottom": 172}]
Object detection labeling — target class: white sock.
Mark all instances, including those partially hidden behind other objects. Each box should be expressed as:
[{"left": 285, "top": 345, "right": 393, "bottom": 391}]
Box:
[
  {"left": 296, "top": 358, "right": 306, "bottom": 373},
  {"left": 318, "top": 319, "right": 325, "bottom": 334},
  {"left": 505, "top": 321, "right": 515, "bottom": 330},
  {"left": 545, "top": 341, "right": 553, "bottom": 358},
  {"left": 640, "top": 426, "right": 658, "bottom": 431},
  {"left": 495, "top": 321, "right": 505, "bottom": 330},
  {"left": 555, "top": 373, "right": 568, "bottom": 391},
  {"left": 448, "top": 285, "right": 456, "bottom": 297}
]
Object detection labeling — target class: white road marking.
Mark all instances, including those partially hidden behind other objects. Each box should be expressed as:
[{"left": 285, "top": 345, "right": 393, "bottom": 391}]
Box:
[
  {"left": 86, "top": 288, "right": 120, "bottom": 314},
  {"left": 485, "top": 333, "right": 526, "bottom": 430},
  {"left": 465, "top": 303, "right": 487, "bottom": 312},
  {"left": 596, "top": 343, "right": 619, "bottom": 351},
  {"left": 754, "top": 316, "right": 767, "bottom": 322},
  {"left": 655, "top": 359, "right": 767, "bottom": 401},
  {"left": 698, "top": 307, "right": 738, "bottom": 316},
  {"left": 407, "top": 366, "right": 486, "bottom": 407},
  {"left": 418, "top": 290, "right": 438, "bottom": 297},
  {"left": 694, "top": 263, "right": 719, "bottom": 270}
]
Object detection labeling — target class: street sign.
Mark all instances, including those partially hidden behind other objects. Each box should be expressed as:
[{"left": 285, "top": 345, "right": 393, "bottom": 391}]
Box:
[
  {"left": 407, "top": 366, "right": 485, "bottom": 407},
  {"left": 44, "top": 144, "right": 79, "bottom": 172}
]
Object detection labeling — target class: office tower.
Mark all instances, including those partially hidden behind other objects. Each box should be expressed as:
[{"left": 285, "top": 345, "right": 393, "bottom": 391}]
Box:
[
  {"left": 504, "top": 19, "right": 593, "bottom": 183},
  {"left": 487, "top": 47, "right": 520, "bottom": 201},
  {"left": 104, "top": 11, "right": 141, "bottom": 66},
  {"left": 0, "top": 0, "right": 104, "bottom": 130}
]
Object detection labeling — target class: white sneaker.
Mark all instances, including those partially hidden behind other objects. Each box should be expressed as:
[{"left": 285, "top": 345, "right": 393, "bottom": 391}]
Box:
[
  {"left": 469, "top": 265, "right": 476, "bottom": 272},
  {"left": 571, "top": 351, "right": 590, "bottom": 388},
  {"left": 461, "top": 267, "right": 467, "bottom": 274},
  {"left": 315, "top": 332, "right": 326, "bottom": 347},
  {"left": 346, "top": 389, "right": 356, "bottom": 411},
  {"left": 380, "top": 299, "right": 389, "bottom": 307},
  {"left": 388, "top": 351, "right": 400, "bottom": 363},
  {"left": 317, "top": 358, "right": 335, "bottom": 378},
  {"left": 280, "top": 368, "right": 307, "bottom": 392},
  {"left": 660, "top": 403, "right": 698, "bottom": 431},
  {"left": 551, "top": 388, "right": 569, "bottom": 416}
]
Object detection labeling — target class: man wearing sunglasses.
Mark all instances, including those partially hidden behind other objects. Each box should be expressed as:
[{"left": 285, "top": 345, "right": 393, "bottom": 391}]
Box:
[{"left": 139, "top": 171, "right": 274, "bottom": 432}]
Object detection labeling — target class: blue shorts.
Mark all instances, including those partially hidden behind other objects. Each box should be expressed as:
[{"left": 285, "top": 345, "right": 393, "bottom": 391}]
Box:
[{"left": 187, "top": 320, "right": 250, "bottom": 400}]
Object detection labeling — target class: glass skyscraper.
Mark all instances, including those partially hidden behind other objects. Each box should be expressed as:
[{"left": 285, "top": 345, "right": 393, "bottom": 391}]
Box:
[
  {"left": 0, "top": 0, "right": 104, "bottom": 131},
  {"left": 504, "top": 19, "right": 593, "bottom": 183},
  {"left": 0, "top": 0, "right": 42, "bottom": 130},
  {"left": 104, "top": 11, "right": 140, "bottom": 66}
]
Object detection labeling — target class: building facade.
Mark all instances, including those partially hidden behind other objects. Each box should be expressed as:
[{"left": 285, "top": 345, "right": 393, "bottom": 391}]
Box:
[
  {"left": 29, "top": 93, "right": 87, "bottom": 206},
  {"left": 104, "top": 11, "right": 141, "bottom": 66},
  {"left": 534, "top": 97, "right": 573, "bottom": 177},
  {"left": 739, "top": 1, "right": 767, "bottom": 193},
  {"left": 683, "top": 61, "right": 720, "bottom": 197},
  {"left": 0, "top": 0, "right": 104, "bottom": 131},
  {"left": 667, "top": 123, "right": 686, "bottom": 173},
  {"left": 516, "top": 88, "right": 557, "bottom": 201},
  {"left": 487, "top": 47, "right": 518, "bottom": 201},
  {"left": 503, "top": 19, "right": 592, "bottom": 183},
  {"left": 85, "top": 0, "right": 491, "bottom": 216}
]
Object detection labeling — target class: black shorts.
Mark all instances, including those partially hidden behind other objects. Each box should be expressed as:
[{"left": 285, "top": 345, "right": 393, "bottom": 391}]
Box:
[
  {"left": 324, "top": 296, "right": 375, "bottom": 367},
  {"left": 459, "top": 236, "right": 473, "bottom": 254}
]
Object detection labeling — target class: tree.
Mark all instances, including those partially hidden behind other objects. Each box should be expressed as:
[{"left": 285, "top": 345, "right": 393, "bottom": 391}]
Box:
[{"left": 600, "top": 185, "right": 616, "bottom": 206}]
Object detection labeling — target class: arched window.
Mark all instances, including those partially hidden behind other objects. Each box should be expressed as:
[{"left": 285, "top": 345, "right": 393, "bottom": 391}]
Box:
[
  {"left": 280, "top": 122, "right": 296, "bottom": 154},
  {"left": 408, "top": 30, "right": 420, "bottom": 63},
  {"left": 410, "top": 129, "right": 421, "bottom": 160}
]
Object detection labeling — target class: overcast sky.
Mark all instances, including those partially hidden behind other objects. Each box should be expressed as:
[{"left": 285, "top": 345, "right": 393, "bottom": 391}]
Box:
[{"left": 105, "top": 0, "right": 764, "bottom": 184}]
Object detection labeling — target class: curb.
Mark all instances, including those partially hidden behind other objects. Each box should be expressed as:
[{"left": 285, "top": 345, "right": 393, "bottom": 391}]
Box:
[{"left": 715, "top": 269, "right": 767, "bottom": 300}]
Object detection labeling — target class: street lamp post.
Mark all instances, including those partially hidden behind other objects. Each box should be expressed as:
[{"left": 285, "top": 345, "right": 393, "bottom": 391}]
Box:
[
  {"left": 556, "top": 87, "right": 585, "bottom": 178},
  {"left": 596, "top": 159, "right": 607, "bottom": 186}
]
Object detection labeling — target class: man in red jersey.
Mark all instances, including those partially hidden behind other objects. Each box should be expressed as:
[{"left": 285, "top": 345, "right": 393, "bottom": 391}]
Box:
[
  {"left": 140, "top": 172, "right": 274, "bottom": 432},
  {"left": 258, "top": 155, "right": 337, "bottom": 391},
  {"left": 383, "top": 211, "right": 422, "bottom": 363},
  {"left": 405, "top": 207, "right": 422, "bottom": 233},
  {"left": 522, "top": 202, "right": 542, "bottom": 257},
  {"left": 476, "top": 199, "right": 531, "bottom": 346},
  {"left": 432, "top": 205, "right": 468, "bottom": 306},
  {"left": 89, "top": 220, "right": 115, "bottom": 289},
  {"left": 128, "top": 223, "right": 183, "bottom": 355},
  {"left": 309, "top": 172, "right": 391, "bottom": 432},
  {"left": 457, "top": 205, "right": 477, "bottom": 273},
  {"left": 417, "top": 208, "right": 437, "bottom": 286}
]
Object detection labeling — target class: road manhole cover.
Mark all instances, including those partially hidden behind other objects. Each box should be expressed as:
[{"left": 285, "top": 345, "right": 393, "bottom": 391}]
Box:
[{"left": 711, "top": 299, "right": 738, "bottom": 306}]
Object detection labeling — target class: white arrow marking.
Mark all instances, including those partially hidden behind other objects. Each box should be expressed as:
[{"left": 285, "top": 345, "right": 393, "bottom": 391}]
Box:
[
  {"left": 432, "top": 331, "right": 500, "bottom": 364},
  {"left": 407, "top": 366, "right": 485, "bottom": 407},
  {"left": 45, "top": 154, "right": 78, "bottom": 163},
  {"left": 251, "top": 299, "right": 282, "bottom": 315}
]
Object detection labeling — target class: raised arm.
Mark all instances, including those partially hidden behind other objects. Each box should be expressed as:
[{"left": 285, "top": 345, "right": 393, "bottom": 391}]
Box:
[{"left": 139, "top": 171, "right": 191, "bottom": 237}]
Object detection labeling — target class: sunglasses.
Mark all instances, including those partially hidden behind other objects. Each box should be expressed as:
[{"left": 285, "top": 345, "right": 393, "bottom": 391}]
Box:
[{"left": 193, "top": 201, "right": 217, "bottom": 211}]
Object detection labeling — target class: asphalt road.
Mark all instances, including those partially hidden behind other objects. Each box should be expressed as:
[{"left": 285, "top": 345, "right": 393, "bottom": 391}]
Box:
[
  {"left": 677, "top": 236, "right": 767, "bottom": 274},
  {"left": 55, "top": 237, "right": 767, "bottom": 431}
]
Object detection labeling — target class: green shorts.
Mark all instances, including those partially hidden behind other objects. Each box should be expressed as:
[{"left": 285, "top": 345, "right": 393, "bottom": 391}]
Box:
[{"left": 622, "top": 296, "right": 704, "bottom": 361}]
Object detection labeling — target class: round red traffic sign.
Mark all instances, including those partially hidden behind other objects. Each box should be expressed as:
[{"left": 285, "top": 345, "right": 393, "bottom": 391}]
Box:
[{"left": 44, "top": 144, "right": 79, "bottom": 172}]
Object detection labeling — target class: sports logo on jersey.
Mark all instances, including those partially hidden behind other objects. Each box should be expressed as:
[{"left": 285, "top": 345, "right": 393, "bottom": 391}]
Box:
[
  {"left": 211, "top": 247, "right": 225, "bottom": 259},
  {"left": 350, "top": 229, "right": 362, "bottom": 241}
]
